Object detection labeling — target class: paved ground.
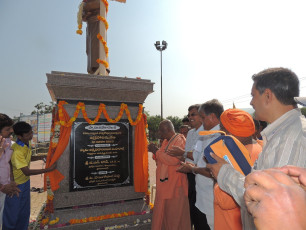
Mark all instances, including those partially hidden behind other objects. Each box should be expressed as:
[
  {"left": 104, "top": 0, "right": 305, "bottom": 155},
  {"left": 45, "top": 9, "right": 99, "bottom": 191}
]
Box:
[
  {"left": 29, "top": 160, "right": 47, "bottom": 221},
  {"left": 30, "top": 154, "right": 157, "bottom": 221}
]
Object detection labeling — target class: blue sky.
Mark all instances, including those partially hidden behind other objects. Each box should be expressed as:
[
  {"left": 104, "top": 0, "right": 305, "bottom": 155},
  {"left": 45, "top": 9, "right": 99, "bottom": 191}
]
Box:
[{"left": 1, "top": 0, "right": 306, "bottom": 119}]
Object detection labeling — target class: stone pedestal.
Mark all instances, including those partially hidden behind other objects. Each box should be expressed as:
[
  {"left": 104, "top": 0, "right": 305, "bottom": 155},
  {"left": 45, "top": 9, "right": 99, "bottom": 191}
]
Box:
[{"left": 45, "top": 71, "right": 154, "bottom": 229}]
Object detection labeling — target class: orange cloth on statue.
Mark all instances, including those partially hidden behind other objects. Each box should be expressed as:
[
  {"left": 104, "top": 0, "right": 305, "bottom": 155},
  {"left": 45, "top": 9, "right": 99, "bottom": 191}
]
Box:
[
  {"left": 44, "top": 108, "right": 72, "bottom": 191},
  {"left": 214, "top": 142, "right": 262, "bottom": 230},
  {"left": 221, "top": 109, "right": 255, "bottom": 137},
  {"left": 152, "top": 134, "right": 190, "bottom": 230},
  {"left": 134, "top": 114, "right": 149, "bottom": 192}
]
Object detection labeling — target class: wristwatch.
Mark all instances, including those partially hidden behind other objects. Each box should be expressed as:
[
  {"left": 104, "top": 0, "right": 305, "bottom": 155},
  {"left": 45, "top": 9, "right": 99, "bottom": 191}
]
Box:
[
  {"left": 184, "top": 150, "right": 193, "bottom": 159},
  {"left": 191, "top": 167, "right": 197, "bottom": 175}
]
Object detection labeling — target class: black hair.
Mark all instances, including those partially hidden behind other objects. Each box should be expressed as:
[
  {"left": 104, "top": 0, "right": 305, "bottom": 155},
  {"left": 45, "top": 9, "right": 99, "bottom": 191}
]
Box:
[
  {"left": 179, "top": 124, "right": 189, "bottom": 129},
  {"left": 13, "top": 122, "right": 32, "bottom": 136},
  {"left": 259, "top": 120, "right": 268, "bottom": 129},
  {"left": 252, "top": 67, "right": 299, "bottom": 105},
  {"left": 182, "top": 117, "right": 189, "bottom": 123},
  {"left": 0, "top": 113, "right": 14, "bottom": 132},
  {"left": 199, "top": 99, "right": 224, "bottom": 119},
  {"left": 253, "top": 119, "right": 260, "bottom": 131}
]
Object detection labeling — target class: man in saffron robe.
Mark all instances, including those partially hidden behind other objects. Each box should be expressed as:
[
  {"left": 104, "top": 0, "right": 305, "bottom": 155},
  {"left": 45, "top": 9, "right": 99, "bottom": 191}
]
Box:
[
  {"left": 148, "top": 120, "right": 191, "bottom": 230},
  {"left": 213, "top": 109, "right": 262, "bottom": 230}
]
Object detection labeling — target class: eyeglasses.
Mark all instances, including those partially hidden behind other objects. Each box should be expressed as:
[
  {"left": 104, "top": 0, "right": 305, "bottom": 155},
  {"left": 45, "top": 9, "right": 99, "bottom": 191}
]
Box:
[{"left": 187, "top": 113, "right": 198, "bottom": 118}]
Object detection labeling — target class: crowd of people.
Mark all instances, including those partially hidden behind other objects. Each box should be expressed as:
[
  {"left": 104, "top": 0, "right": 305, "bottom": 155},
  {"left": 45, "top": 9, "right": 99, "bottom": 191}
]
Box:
[
  {"left": 0, "top": 67, "right": 305, "bottom": 230},
  {"left": 0, "top": 118, "right": 56, "bottom": 230},
  {"left": 149, "top": 67, "right": 306, "bottom": 230}
]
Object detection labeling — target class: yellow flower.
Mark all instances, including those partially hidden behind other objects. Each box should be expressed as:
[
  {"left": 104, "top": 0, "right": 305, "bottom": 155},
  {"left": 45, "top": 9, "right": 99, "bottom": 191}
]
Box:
[
  {"left": 42, "top": 218, "right": 49, "bottom": 225},
  {"left": 49, "top": 217, "right": 59, "bottom": 225}
]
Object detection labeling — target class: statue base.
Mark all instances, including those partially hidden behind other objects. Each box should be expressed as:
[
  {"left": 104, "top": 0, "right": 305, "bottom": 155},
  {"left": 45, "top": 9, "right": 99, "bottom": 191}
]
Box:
[{"left": 40, "top": 71, "right": 154, "bottom": 229}]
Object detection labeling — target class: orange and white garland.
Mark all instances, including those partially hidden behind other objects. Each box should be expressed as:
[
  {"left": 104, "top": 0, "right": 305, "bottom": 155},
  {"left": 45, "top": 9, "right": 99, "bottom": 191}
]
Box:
[
  {"left": 58, "top": 101, "right": 143, "bottom": 127},
  {"left": 76, "top": 1, "right": 84, "bottom": 35},
  {"left": 76, "top": 0, "right": 110, "bottom": 70},
  {"left": 76, "top": 0, "right": 109, "bottom": 35},
  {"left": 69, "top": 211, "right": 135, "bottom": 225}
]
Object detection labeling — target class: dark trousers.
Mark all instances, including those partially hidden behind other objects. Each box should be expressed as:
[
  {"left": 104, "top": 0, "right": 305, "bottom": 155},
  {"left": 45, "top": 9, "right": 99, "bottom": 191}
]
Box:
[
  {"left": 187, "top": 173, "right": 197, "bottom": 227},
  {"left": 194, "top": 206, "right": 210, "bottom": 230},
  {"left": 3, "top": 180, "right": 30, "bottom": 230},
  {"left": 187, "top": 173, "right": 210, "bottom": 230}
]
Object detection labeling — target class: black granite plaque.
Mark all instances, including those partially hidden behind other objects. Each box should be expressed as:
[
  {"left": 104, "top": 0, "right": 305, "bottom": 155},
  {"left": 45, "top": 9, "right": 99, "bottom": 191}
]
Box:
[{"left": 70, "top": 119, "right": 133, "bottom": 191}]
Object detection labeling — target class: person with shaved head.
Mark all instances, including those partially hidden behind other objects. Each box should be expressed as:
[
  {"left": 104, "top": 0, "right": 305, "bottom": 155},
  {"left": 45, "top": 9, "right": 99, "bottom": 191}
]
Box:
[{"left": 148, "top": 120, "right": 190, "bottom": 230}]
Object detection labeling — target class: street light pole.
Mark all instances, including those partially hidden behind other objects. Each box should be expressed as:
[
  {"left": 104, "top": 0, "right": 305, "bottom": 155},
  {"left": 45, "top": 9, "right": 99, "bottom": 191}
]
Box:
[
  {"left": 160, "top": 49, "right": 163, "bottom": 120},
  {"left": 154, "top": 40, "right": 168, "bottom": 120}
]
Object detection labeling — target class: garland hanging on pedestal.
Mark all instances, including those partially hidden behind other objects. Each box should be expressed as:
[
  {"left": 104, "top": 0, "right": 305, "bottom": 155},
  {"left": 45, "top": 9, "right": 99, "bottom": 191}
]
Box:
[{"left": 57, "top": 101, "right": 143, "bottom": 127}]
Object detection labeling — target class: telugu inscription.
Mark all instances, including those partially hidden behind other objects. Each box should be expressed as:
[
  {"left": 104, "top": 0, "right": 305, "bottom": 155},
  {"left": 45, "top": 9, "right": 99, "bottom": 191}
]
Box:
[{"left": 70, "top": 120, "right": 132, "bottom": 191}]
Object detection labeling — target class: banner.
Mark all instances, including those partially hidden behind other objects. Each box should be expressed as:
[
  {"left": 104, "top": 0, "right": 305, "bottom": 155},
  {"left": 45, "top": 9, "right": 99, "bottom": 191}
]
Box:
[{"left": 20, "top": 113, "right": 52, "bottom": 146}]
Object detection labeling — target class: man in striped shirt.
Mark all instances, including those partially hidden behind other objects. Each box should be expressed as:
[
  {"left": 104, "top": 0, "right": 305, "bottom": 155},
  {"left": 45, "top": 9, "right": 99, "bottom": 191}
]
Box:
[{"left": 207, "top": 67, "right": 306, "bottom": 230}]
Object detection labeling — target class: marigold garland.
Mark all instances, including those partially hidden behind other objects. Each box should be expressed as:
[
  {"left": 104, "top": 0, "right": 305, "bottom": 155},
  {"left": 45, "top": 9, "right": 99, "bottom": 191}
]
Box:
[
  {"left": 76, "top": 0, "right": 108, "bottom": 35},
  {"left": 76, "top": 1, "right": 84, "bottom": 35},
  {"left": 76, "top": 28, "right": 83, "bottom": 35},
  {"left": 57, "top": 101, "right": 143, "bottom": 127},
  {"left": 39, "top": 209, "right": 150, "bottom": 228},
  {"left": 41, "top": 176, "right": 56, "bottom": 225},
  {"left": 96, "top": 59, "right": 109, "bottom": 69},
  {"left": 101, "top": 0, "right": 109, "bottom": 13},
  {"left": 69, "top": 211, "right": 135, "bottom": 225},
  {"left": 97, "top": 15, "right": 109, "bottom": 30},
  {"left": 97, "top": 33, "right": 109, "bottom": 57},
  {"left": 102, "top": 103, "right": 126, "bottom": 123},
  {"left": 76, "top": 0, "right": 110, "bottom": 72},
  {"left": 49, "top": 217, "right": 60, "bottom": 225}
]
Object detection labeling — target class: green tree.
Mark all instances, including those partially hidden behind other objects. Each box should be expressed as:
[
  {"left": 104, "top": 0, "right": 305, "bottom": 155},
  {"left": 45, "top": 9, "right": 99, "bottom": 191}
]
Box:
[
  {"left": 31, "top": 102, "right": 55, "bottom": 115},
  {"left": 146, "top": 112, "right": 184, "bottom": 141},
  {"left": 166, "top": 115, "right": 182, "bottom": 132},
  {"left": 301, "top": 107, "right": 306, "bottom": 118},
  {"left": 146, "top": 114, "right": 162, "bottom": 141}
]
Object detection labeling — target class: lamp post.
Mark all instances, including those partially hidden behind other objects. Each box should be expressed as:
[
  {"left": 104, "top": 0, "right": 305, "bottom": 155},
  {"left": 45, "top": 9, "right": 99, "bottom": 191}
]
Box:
[{"left": 154, "top": 40, "right": 168, "bottom": 120}]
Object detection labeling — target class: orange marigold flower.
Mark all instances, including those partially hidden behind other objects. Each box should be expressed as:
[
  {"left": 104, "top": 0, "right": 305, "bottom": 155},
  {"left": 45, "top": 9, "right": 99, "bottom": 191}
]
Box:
[
  {"left": 97, "top": 15, "right": 109, "bottom": 30},
  {"left": 101, "top": 0, "right": 109, "bottom": 13},
  {"left": 96, "top": 59, "right": 109, "bottom": 68},
  {"left": 42, "top": 218, "right": 49, "bottom": 225}
]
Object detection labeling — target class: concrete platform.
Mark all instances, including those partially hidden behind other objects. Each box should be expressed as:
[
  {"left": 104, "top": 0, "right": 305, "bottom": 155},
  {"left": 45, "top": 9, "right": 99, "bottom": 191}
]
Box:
[{"left": 30, "top": 153, "right": 156, "bottom": 229}]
